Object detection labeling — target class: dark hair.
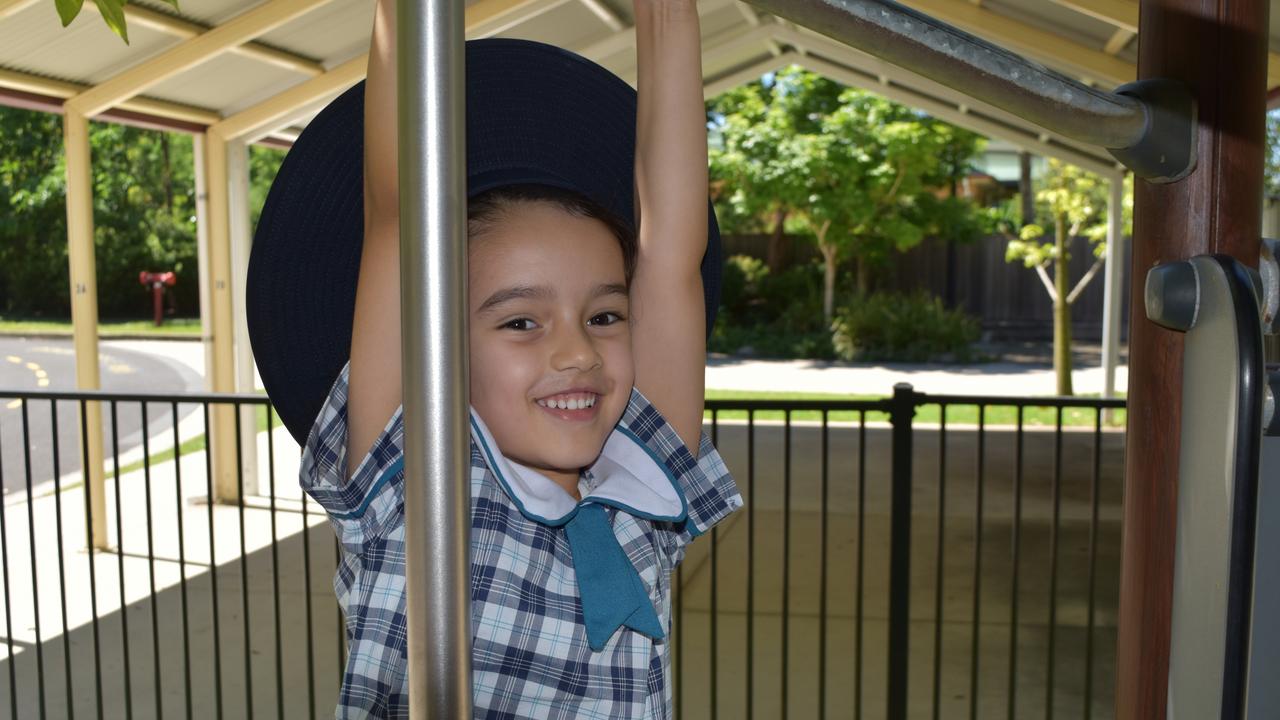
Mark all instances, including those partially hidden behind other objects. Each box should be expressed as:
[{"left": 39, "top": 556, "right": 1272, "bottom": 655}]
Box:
[{"left": 467, "top": 183, "right": 638, "bottom": 284}]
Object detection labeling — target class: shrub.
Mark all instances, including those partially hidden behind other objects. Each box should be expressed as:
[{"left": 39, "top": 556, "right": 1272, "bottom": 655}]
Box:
[
  {"left": 830, "top": 292, "right": 979, "bottom": 362},
  {"left": 710, "top": 259, "right": 835, "bottom": 359}
]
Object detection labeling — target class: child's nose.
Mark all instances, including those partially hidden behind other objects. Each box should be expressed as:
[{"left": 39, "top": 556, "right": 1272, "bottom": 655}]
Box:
[{"left": 549, "top": 323, "right": 602, "bottom": 372}]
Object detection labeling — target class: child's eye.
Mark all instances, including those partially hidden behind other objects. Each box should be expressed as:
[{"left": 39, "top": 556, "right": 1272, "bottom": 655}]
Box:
[
  {"left": 589, "top": 311, "right": 625, "bottom": 326},
  {"left": 501, "top": 318, "right": 538, "bottom": 331}
]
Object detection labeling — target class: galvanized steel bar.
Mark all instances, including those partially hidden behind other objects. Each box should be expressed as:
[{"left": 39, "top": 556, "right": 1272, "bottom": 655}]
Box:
[
  {"left": 397, "top": 0, "right": 473, "bottom": 715},
  {"left": 742, "top": 0, "right": 1148, "bottom": 150}
]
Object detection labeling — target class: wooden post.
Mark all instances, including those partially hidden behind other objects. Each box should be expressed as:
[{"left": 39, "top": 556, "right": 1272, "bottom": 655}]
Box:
[
  {"left": 204, "top": 131, "right": 240, "bottom": 503},
  {"left": 1117, "top": 0, "right": 1268, "bottom": 716},
  {"left": 62, "top": 108, "right": 108, "bottom": 551}
]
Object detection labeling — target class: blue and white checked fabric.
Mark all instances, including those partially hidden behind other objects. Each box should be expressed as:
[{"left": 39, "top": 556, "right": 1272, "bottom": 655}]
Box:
[{"left": 300, "top": 359, "right": 743, "bottom": 718}]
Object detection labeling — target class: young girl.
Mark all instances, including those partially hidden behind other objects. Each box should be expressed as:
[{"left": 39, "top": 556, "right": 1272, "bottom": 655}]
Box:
[{"left": 293, "top": 0, "right": 742, "bottom": 716}]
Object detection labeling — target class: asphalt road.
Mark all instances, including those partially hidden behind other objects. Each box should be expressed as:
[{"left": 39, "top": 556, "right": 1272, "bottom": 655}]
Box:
[{"left": 0, "top": 337, "right": 205, "bottom": 496}]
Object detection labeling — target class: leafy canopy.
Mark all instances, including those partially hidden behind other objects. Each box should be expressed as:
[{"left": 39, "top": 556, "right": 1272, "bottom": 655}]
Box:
[{"left": 1003, "top": 158, "right": 1133, "bottom": 267}]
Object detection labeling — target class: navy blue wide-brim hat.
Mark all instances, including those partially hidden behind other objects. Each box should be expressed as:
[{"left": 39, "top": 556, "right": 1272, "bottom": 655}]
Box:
[{"left": 247, "top": 38, "right": 723, "bottom": 447}]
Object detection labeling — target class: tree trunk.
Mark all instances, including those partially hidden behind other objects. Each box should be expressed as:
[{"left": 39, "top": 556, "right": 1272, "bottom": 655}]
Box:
[
  {"left": 766, "top": 206, "right": 789, "bottom": 273},
  {"left": 160, "top": 134, "right": 173, "bottom": 211},
  {"left": 816, "top": 220, "right": 835, "bottom": 324},
  {"left": 855, "top": 256, "right": 870, "bottom": 297},
  {"left": 1019, "top": 151, "right": 1034, "bottom": 226},
  {"left": 1053, "top": 213, "right": 1073, "bottom": 395},
  {"left": 944, "top": 172, "right": 959, "bottom": 308}
]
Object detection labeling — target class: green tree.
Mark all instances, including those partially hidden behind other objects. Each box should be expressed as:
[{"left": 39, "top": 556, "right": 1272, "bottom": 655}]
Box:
[
  {"left": 0, "top": 106, "right": 71, "bottom": 315},
  {"left": 1, "top": 105, "right": 286, "bottom": 320},
  {"left": 708, "top": 69, "right": 843, "bottom": 272},
  {"left": 1265, "top": 109, "right": 1280, "bottom": 198},
  {"left": 804, "top": 88, "right": 982, "bottom": 320},
  {"left": 709, "top": 66, "right": 985, "bottom": 324},
  {"left": 1002, "top": 159, "right": 1133, "bottom": 395}
]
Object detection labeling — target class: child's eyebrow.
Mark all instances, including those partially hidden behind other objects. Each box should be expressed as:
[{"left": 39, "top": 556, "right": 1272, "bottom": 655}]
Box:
[
  {"left": 593, "top": 282, "right": 629, "bottom": 301},
  {"left": 478, "top": 285, "right": 553, "bottom": 315}
]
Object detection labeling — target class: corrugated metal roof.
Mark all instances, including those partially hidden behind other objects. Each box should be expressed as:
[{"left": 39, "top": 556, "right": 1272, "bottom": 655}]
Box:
[{"left": 0, "top": 0, "right": 1274, "bottom": 162}]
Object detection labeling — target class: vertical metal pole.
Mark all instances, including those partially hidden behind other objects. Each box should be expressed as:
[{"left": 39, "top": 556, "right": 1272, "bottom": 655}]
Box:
[
  {"left": 887, "top": 383, "right": 915, "bottom": 720},
  {"left": 398, "top": 0, "right": 472, "bottom": 716},
  {"left": 1101, "top": 174, "right": 1125, "bottom": 407}
]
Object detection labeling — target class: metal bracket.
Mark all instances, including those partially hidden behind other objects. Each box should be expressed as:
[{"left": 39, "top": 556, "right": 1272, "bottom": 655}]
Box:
[
  {"left": 1145, "top": 259, "right": 1200, "bottom": 332},
  {"left": 1107, "top": 78, "right": 1198, "bottom": 184}
]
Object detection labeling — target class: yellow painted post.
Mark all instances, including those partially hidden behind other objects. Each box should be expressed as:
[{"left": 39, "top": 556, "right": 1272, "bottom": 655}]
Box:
[
  {"left": 62, "top": 109, "right": 108, "bottom": 551},
  {"left": 204, "top": 130, "right": 240, "bottom": 503}
]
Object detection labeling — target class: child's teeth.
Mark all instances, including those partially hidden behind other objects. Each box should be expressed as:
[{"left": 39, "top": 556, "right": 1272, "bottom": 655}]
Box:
[{"left": 540, "top": 394, "right": 596, "bottom": 410}]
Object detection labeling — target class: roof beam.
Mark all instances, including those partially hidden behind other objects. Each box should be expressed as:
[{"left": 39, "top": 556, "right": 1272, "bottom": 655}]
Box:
[
  {"left": 114, "top": 4, "right": 324, "bottom": 76},
  {"left": 0, "top": 0, "right": 323, "bottom": 75},
  {"left": 894, "top": 0, "right": 1134, "bottom": 86},
  {"left": 579, "top": 0, "right": 624, "bottom": 32},
  {"left": 616, "top": 19, "right": 778, "bottom": 85},
  {"left": 800, "top": 53, "right": 1121, "bottom": 177},
  {"left": 773, "top": 24, "right": 1121, "bottom": 176},
  {"left": 1050, "top": 0, "right": 1280, "bottom": 86},
  {"left": 66, "top": 0, "right": 336, "bottom": 118},
  {"left": 1053, "top": 0, "right": 1136, "bottom": 32},
  {"left": 703, "top": 50, "right": 800, "bottom": 97},
  {"left": 0, "top": 0, "right": 36, "bottom": 22},
  {"left": 211, "top": 52, "right": 366, "bottom": 142},
  {"left": 466, "top": 0, "right": 573, "bottom": 37},
  {"left": 0, "top": 66, "right": 221, "bottom": 124},
  {"left": 1104, "top": 28, "right": 1134, "bottom": 55}
]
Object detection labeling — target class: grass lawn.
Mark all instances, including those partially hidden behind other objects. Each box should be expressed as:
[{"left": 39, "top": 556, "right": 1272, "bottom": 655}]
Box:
[
  {"left": 704, "top": 389, "right": 1127, "bottom": 428},
  {"left": 0, "top": 315, "right": 201, "bottom": 337}
]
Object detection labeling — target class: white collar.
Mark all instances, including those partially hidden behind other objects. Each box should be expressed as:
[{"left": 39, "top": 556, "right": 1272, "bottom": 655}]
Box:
[{"left": 468, "top": 401, "right": 688, "bottom": 527}]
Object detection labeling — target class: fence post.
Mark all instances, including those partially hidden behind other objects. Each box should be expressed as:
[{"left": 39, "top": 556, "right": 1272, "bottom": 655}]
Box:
[{"left": 887, "top": 382, "right": 916, "bottom": 720}]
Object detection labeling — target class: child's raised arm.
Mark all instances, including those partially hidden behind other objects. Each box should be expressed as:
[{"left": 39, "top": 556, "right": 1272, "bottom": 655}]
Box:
[
  {"left": 345, "top": 0, "right": 403, "bottom": 482},
  {"left": 630, "top": 0, "right": 709, "bottom": 451}
]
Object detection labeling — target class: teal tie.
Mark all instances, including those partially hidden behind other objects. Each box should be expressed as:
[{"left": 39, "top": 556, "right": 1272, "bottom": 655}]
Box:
[{"left": 564, "top": 503, "right": 665, "bottom": 651}]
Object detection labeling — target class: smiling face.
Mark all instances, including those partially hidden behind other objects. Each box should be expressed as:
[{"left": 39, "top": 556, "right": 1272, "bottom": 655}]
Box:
[{"left": 468, "top": 200, "right": 635, "bottom": 494}]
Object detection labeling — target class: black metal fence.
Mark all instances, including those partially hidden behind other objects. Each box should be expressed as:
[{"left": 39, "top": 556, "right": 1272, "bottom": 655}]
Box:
[{"left": 0, "top": 385, "right": 1125, "bottom": 719}]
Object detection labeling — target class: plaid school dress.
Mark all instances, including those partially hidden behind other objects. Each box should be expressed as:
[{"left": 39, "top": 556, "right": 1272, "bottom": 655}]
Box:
[{"left": 299, "top": 359, "right": 743, "bottom": 718}]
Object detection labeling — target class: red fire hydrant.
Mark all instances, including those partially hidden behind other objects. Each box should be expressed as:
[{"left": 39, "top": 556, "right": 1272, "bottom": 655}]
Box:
[{"left": 138, "top": 271, "right": 177, "bottom": 326}]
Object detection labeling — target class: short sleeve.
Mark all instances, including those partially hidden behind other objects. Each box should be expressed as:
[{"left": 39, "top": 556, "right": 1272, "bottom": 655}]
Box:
[
  {"left": 619, "top": 387, "right": 744, "bottom": 563},
  {"left": 298, "top": 359, "right": 406, "bottom": 557}
]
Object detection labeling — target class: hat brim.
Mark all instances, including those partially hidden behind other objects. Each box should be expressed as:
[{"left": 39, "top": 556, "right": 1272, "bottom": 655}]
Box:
[{"left": 247, "top": 38, "right": 722, "bottom": 447}]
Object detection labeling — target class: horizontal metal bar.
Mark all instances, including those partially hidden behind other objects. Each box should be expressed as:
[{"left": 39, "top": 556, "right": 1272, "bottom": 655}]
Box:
[
  {"left": 0, "top": 389, "right": 271, "bottom": 404},
  {"left": 1, "top": 390, "right": 1125, "bottom": 410},
  {"left": 916, "top": 394, "right": 1127, "bottom": 409},
  {"left": 705, "top": 399, "right": 892, "bottom": 411},
  {"left": 744, "top": 0, "right": 1148, "bottom": 151}
]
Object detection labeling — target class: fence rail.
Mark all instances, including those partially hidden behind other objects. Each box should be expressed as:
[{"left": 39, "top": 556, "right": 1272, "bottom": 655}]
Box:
[{"left": 0, "top": 385, "right": 1125, "bottom": 719}]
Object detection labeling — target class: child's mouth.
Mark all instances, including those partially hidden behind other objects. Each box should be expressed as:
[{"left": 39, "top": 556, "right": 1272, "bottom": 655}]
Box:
[{"left": 535, "top": 392, "right": 599, "bottom": 422}]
